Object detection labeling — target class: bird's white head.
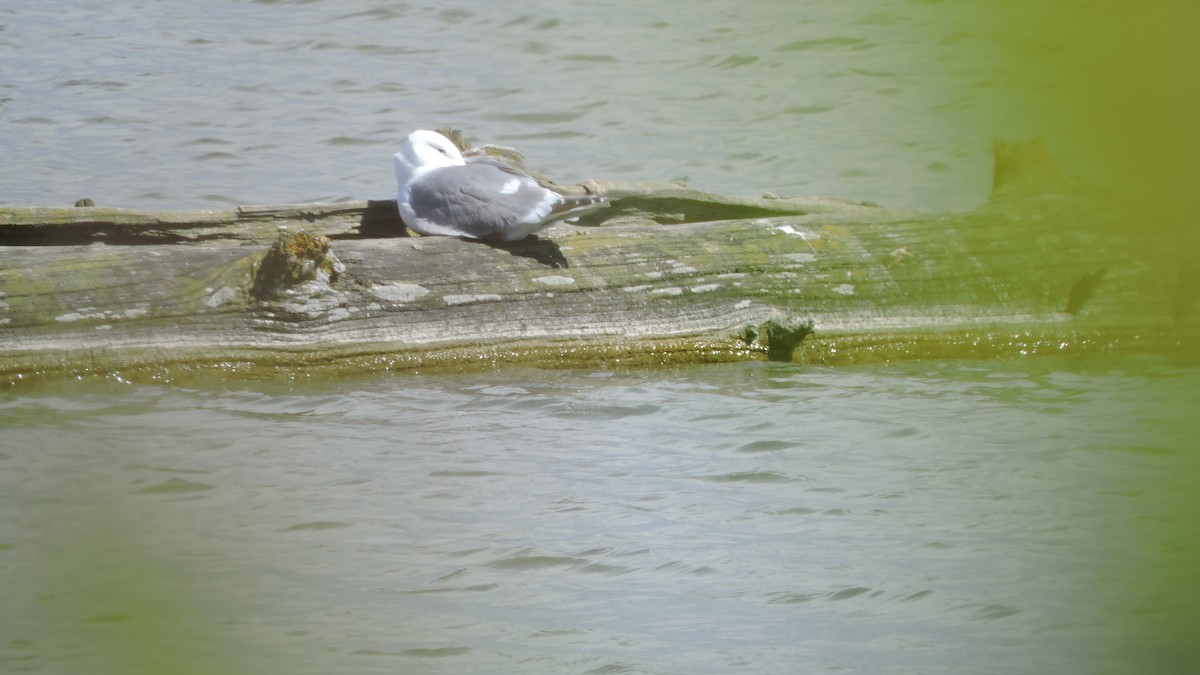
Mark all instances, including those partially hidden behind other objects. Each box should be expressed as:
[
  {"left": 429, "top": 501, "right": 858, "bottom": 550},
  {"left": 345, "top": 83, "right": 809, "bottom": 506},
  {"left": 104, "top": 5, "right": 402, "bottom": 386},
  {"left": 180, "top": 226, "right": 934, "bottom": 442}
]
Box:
[{"left": 394, "top": 129, "right": 466, "bottom": 183}]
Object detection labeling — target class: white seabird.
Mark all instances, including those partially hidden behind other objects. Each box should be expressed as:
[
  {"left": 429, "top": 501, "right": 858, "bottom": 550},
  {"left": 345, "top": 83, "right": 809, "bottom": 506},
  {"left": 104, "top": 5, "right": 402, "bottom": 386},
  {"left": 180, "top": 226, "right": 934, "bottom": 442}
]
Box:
[{"left": 394, "top": 129, "right": 608, "bottom": 242}]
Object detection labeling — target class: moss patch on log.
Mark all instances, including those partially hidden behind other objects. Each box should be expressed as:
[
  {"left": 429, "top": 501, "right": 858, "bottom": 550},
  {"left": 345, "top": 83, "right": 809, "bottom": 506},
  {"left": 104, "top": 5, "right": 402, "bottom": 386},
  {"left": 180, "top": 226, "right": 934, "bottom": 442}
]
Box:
[{"left": 251, "top": 231, "right": 343, "bottom": 300}]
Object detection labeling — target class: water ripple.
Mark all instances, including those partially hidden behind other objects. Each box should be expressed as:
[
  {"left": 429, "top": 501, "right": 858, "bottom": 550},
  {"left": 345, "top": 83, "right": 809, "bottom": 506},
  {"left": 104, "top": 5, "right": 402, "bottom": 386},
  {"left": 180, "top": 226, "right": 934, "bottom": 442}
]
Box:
[
  {"left": 700, "top": 470, "right": 802, "bottom": 483},
  {"left": 132, "top": 477, "right": 215, "bottom": 495},
  {"left": 776, "top": 36, "right": 874, "bottom": 51}
]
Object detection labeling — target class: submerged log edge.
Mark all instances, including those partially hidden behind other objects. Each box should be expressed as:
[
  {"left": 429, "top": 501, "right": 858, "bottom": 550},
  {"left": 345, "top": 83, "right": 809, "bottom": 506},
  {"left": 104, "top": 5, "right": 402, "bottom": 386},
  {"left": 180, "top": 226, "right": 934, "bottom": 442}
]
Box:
[{"left": 1, "top": 180, "right": 1195, "bottom": 386}]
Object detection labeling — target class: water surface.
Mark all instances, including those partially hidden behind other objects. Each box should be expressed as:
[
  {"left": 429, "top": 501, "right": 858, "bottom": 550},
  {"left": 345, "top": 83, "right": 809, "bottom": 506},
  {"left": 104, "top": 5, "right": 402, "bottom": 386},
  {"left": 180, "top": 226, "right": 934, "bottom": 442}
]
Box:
[
  {"left": 3, "top": 357, "right": 1196, "bottom": 673},
  {"left": 1, "top": 0, "right": 1045, "bottom": 211}
]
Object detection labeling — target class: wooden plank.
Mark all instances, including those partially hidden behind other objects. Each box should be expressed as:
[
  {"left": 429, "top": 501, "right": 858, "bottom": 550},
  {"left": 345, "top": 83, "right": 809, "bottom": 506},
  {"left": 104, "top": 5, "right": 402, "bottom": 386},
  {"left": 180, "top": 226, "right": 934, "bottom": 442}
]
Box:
[{"left": 1, "top": 176, "right": 1191, "bottom": 384}]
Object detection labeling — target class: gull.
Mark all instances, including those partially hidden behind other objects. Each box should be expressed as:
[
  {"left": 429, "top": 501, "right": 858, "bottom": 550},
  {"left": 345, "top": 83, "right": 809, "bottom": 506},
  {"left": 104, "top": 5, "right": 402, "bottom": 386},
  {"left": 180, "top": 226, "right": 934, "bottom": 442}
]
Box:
[{"left": 394, "top": 129, "right": 607, "bottom": 242}]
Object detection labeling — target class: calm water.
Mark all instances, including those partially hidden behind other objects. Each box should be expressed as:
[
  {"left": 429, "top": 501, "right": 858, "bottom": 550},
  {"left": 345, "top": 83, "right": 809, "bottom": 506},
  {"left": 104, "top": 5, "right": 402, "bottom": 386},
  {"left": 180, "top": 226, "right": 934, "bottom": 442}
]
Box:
[
  {"left": 0, "top": 0, "right": 1045, "bottom": 212},
  {"left": 2, "top": 357, "right": 1198, "bottom": 674}
]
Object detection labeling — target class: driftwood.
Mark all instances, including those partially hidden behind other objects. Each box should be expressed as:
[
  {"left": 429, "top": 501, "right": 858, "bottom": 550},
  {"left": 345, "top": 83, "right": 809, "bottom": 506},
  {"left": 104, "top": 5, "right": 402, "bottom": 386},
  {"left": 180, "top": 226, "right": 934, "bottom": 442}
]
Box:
[{"left": 1, "top": 147, "right": 1194, "bottom": 385}]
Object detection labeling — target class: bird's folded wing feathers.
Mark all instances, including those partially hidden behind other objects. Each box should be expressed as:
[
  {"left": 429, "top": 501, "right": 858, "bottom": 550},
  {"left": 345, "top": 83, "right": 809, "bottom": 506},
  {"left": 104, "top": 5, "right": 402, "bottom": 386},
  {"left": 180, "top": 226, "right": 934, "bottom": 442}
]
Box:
[{"left": 408, "top": 164, "right": 558, "bottom": 232}]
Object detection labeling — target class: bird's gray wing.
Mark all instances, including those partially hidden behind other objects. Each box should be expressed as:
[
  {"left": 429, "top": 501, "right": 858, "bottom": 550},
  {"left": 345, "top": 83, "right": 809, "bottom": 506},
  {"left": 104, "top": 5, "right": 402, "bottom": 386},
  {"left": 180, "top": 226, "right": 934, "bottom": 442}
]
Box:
[
  {"left": 464, "top": 157, "right": 608, "bottom": 223},
  {"left": 408, "top": 163, "right": 559, "bottom": 240}
]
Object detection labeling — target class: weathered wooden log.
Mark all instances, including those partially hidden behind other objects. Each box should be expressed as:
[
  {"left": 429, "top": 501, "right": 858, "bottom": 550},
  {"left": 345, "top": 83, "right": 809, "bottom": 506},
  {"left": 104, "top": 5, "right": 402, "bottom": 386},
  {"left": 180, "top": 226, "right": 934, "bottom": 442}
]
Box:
[{"left": 0, "top": 170, "right": 1193, "bottom": 385}]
